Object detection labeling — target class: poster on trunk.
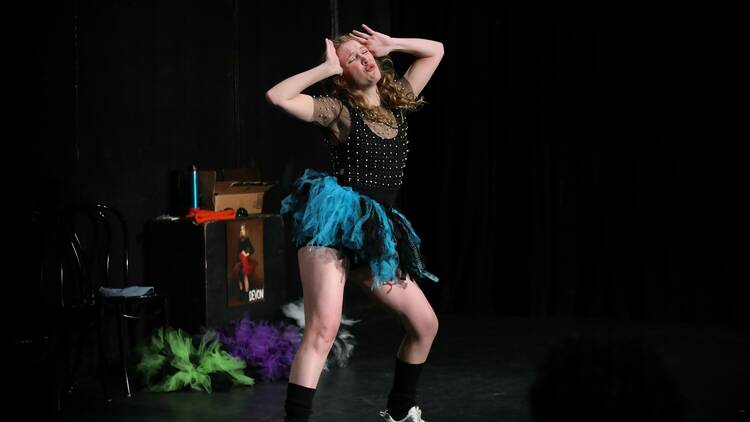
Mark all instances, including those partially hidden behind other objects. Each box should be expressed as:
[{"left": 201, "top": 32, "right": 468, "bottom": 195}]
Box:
[{"left": 226, "top": 219, "right": 265, "bottom": 306}]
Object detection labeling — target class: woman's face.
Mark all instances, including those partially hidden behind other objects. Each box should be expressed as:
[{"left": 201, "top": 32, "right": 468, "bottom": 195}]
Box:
[{"left": 337, "top": 40, "right": 381, "bottom": 87}]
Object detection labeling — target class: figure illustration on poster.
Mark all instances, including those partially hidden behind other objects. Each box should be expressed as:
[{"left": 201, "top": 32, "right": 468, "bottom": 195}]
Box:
[{"left": 230, "top": 223, "right": 259, "bottom": 297}]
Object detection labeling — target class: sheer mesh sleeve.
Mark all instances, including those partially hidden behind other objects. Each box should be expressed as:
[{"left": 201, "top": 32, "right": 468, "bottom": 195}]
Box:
[
  {"left": 395, "top": 77, "right": 415, "bottom": 98},
  {"left": 312, "top": 96, "right": 343, "bottom": 127},
  {"left": 312, "top": 95, "right": 351, "bottom": 145}
]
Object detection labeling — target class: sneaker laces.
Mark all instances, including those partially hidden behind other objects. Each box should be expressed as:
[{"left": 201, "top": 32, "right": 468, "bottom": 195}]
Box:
[{"left": 378, "top": 406, "right": 427, "bottom": 422}]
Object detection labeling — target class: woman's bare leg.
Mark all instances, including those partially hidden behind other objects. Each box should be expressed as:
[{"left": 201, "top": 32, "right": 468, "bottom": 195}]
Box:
[
  {"left": 348, "top": 266, "right": 438, "bottom": 419},
  {"left": 348, "top": 267, "right": 439, "bottom": 363},
  {"left": 288, "top": 246, "right": 348, "bottom": 388}
]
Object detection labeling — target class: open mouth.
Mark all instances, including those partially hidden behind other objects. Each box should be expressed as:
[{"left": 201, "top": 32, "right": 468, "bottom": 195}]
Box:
[{"left": 366, "top": 63, "right": 376, "bottom": 73}]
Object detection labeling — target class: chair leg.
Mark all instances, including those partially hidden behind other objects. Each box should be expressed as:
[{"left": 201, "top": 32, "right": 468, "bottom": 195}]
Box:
[
  {"left": 58, "top": 330, "right": 71, "bottom": 397},
  {"left": 96, "top": 307, "right": 111, "bottom": 402},
  {"left": 127, "top": 304, "right": 137, "bottom": 357},
  {"left": 69, "top": 329, "right": 90, "bottom": 393},
  {"left": 45, "top": 338, "right": 58, "bottom": 420},
  {"left": 115, "top": 307, "right": 132, "bottom": 397},
  {"left": 47, "top": 335, "right": 62, "bottom": 413}
]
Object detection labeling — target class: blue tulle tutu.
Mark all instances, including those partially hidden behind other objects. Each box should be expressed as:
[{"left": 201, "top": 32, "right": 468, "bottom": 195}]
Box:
[{"left": 280, "top": 168, "right": 439, "bottom": 291}]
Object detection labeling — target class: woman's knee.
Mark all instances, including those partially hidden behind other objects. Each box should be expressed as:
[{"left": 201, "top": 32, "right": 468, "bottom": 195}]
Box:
[
  {"left": 404, "top": 309, "right": 439, "bottom": 341},
  {"left": 304, "top": 319, "right": 341, "bottom": 354},
  {"left": 424, "top": 312, "right": 439, "bottom": 339}
]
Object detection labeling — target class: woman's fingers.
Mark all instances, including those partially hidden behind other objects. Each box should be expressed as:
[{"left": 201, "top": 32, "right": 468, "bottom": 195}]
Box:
[
  {"left": 326, "top": 39, "right": 337, "bottom": 59},
  {"left": 361, "top": 23, "right": 375, "bottom": 34},
  {"left": 348, "top": 33, "right": 366, "bottom": 43},
  {"left": 351, "top": 29, "right": 369, "bottom": 38}
]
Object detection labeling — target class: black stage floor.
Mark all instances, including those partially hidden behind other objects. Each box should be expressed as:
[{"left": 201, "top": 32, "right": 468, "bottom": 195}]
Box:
[{"left": 48, "top": 312, "right": 748, "bottom": 421}]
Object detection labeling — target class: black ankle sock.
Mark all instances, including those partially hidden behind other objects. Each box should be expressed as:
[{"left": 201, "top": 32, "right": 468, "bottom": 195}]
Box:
[
  {"left": 387, "top": 356, "right": 425, "bottom": 420},
  {"left": 284, "top": 382, "right": 317, "bottom": 422}
]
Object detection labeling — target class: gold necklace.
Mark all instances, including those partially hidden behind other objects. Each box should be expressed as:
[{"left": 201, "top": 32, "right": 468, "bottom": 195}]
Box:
[{"left": 362, "top": 107, "right": 398, "bottom": 129}]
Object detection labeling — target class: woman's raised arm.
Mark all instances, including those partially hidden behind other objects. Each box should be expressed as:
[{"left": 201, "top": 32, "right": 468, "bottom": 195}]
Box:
[{"left": 265, "top": 39, "right": 342, "bottom": 122}]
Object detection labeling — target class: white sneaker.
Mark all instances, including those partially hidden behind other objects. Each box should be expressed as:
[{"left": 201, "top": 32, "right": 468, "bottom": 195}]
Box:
[{"left": 378, "top": 405, "right": 427, "bottom": 422}]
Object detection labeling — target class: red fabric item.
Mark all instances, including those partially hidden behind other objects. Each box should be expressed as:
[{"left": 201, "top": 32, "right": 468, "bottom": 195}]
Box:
[
  {"left": 239, "top": 253, "right": 252, "bottom": 275},
  {"left": 186, "top": 208, "right": 236, "bottom": 224}
]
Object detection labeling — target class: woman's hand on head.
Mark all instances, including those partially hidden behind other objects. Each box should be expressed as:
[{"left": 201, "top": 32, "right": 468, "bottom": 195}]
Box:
[
  {"left": 349, "top": 24, "right": 393, "bottom": 57},
  {"left": 324, "top": 38, "right": 343, "bottom": 76}
]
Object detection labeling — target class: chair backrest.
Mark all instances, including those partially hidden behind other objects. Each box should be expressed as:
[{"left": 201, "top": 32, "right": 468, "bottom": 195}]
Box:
[
  {"left": 56, "top": 204, "right": 131, "bottom": 307},
  {"left": 89, "top": 204, "right": 130, "bottom": 288}
]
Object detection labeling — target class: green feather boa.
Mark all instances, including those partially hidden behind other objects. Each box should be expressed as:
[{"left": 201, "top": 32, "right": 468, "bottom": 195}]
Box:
[{"left": 136, "top": 327, "right": 254, "bottom": 393}]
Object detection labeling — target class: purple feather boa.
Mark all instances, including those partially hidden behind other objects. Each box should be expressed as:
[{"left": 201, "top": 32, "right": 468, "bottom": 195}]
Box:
[{"left": 219, "top": 313, "right": 302, "bottom": 382}]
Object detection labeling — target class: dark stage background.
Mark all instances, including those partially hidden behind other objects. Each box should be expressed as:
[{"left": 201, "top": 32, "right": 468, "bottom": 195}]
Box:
[{"left": 26, "top": 1, "right": 744, "bottom": 325}]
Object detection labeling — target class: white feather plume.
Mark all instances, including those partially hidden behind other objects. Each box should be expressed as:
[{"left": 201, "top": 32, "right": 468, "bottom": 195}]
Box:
[{"left": 281, "top": 298, "right": 361, "bottom": 370}]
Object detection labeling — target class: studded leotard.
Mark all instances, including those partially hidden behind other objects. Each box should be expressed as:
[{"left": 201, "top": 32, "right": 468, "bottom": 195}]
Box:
[{"left": 327, "top": 106, "right": 407, "bottom": 207}]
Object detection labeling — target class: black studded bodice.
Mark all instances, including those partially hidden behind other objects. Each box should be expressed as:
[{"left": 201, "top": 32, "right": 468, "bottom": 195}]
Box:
[{"left": 328, "top": 105, "right": 409, "bottom": 208}]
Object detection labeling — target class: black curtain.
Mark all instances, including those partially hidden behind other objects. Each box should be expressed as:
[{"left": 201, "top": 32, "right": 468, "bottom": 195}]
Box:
[
  {"left": 29, "top": 1, "right": 744, "bottom": 324},
  {"left": 389, "top": 3, "right": 745, "bottom": 323}
]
